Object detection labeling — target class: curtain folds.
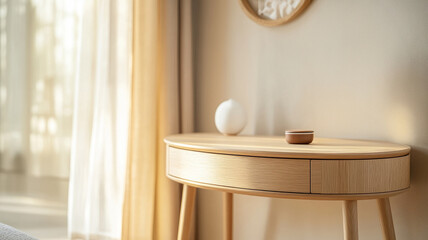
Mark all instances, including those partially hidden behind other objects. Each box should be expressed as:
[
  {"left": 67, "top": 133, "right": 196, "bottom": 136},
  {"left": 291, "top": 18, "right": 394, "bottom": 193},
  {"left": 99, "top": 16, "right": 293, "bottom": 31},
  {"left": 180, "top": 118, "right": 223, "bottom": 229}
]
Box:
[
  {"left": 69, "top": 0, "right": 193, "bottom": 239},
  {"left": 68, "top": 0, "right": 133, "bottom": 239},
  {"left": 121, "top": 0, "right": 194, "bottom": 239}
]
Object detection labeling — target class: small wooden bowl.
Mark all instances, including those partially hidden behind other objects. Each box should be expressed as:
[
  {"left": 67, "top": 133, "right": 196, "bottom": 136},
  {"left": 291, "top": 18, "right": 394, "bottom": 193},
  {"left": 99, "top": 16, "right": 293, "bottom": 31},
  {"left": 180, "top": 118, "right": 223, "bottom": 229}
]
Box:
[{"left": 285, "top": 130, "right": 314, "bottom": 144}]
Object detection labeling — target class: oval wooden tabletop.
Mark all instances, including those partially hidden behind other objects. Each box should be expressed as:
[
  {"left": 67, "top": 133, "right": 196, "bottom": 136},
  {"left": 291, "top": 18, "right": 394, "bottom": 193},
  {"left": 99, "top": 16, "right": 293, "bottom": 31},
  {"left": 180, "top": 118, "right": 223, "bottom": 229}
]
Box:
[{"left": 164, "top": 133, "right": 410, "bottom": 160}]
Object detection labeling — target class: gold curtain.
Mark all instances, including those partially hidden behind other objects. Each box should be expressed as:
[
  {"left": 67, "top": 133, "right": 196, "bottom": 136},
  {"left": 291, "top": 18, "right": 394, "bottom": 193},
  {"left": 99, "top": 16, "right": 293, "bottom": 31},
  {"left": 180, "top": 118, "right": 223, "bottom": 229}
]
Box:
[{"left": 122, "top": 0, "right": 194, "bottom": 239}]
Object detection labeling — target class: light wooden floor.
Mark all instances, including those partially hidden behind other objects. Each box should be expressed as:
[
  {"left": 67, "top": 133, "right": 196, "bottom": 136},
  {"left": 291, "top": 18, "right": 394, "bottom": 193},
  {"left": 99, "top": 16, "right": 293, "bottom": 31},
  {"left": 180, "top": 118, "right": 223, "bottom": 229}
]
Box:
[
  {"left": 0, "top": 204, "right": 67, "bottom": 240},
  {"left": 0, "top": 173, "right": 68, "bottom": 240}
]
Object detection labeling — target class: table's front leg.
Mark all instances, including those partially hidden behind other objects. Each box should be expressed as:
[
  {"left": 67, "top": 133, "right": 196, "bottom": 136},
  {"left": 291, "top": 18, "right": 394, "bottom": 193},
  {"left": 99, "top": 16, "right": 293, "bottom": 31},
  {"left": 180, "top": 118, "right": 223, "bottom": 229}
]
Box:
[
  {"left": 377, "top": 198, "right": 396, "bottom": 240},
  {"left": 343, "top": 200, "right": 359, "bottom": 240},
  {"left": 178, "top": 185, "right": 196, "bottom": 240},
  {"left": 223, "top": 192, "right": 233, "bottom": 240}
]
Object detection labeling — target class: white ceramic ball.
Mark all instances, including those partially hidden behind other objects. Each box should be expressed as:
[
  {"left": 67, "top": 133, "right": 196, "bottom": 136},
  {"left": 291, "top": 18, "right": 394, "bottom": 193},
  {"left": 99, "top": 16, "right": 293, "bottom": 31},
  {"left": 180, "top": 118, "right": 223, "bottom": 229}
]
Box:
[{"left": 215, "top": 99, "right": 247, "bottom": 135}]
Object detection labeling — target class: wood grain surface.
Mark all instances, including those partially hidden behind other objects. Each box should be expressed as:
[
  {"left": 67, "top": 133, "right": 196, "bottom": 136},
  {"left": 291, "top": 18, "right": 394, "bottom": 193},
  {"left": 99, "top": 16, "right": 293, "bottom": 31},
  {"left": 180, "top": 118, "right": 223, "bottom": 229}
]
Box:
[
  {"left": 165, "top": 133, "right": 410, "bottom": 160},
  {"left": 377, "top": 198, "right": 397, "bottom": 240},
  {"left": 223, "top": 192, "right": 233, "bottom": 240},
  {"left": 342, "top": 200, "right": 359, "bottom": 240},
  {"left": 167, "top": 134, "right": 410, "bottom": 240},
  {"left": 311, "top": 155, "right": 410, "bottom": 194},
  {"left": 168, "top": 147, "right": 310, "bottom": 193},
  {"left": 178, "top": 185, "right": 196, "bottom": 240},
  {"left": 168, "top": 174, "right": 409, "bottom": 200}
]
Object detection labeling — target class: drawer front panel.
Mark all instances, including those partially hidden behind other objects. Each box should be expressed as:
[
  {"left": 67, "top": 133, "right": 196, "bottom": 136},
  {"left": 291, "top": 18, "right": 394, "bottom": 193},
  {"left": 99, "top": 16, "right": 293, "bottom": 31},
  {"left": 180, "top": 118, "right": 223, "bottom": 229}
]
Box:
[
  {"left": 311, "top": 155, "right": 410, "bottom": 194},
  {"left": 168, "top": 147, "right": 310, "bottom": 193}
]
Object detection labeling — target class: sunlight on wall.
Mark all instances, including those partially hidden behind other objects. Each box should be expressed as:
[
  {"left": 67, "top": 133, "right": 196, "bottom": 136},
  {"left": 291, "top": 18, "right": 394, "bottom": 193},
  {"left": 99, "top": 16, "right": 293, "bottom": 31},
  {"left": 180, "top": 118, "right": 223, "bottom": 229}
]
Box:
[
  {"left": 387, "top": 104, "right": 415, "bottom": 144},
  {"left": 194, "top": 0, "right": 428, "bottom": 239}
]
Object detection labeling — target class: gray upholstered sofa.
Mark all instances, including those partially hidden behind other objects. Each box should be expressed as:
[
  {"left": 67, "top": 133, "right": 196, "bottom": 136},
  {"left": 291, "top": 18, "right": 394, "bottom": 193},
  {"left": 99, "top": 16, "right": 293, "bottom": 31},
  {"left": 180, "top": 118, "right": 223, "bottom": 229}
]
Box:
[{"left": 0, "top": 223, "right": 37, "bottom": 240}]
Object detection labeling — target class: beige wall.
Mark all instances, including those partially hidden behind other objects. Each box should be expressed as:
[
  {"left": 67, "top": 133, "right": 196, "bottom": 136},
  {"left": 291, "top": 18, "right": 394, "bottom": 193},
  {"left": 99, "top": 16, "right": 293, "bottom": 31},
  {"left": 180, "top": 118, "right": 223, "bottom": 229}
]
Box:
[{"left": 193, "top": 0, "right": 428, "bottom": 239}]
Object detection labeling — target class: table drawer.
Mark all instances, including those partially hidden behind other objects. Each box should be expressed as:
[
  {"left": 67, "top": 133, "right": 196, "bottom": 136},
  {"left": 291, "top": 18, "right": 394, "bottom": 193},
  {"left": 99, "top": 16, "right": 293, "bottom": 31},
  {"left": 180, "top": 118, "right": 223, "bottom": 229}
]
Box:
[
  {"left": 167, "top": 147, "right": 310, "bottom": 193},
  {"left": 311, "top": 155, "right": 410, "bottom": 194}
]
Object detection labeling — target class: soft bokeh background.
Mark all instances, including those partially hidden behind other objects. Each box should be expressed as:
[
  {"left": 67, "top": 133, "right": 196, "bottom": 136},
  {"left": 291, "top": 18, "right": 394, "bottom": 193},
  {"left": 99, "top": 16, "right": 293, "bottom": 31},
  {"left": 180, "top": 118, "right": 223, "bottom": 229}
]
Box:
[
  {"left": 0, "top": 0, "right": 82, "bottom": 238},
  {"left": 193, "top": 0, "right": 428, "bottom": 239}
]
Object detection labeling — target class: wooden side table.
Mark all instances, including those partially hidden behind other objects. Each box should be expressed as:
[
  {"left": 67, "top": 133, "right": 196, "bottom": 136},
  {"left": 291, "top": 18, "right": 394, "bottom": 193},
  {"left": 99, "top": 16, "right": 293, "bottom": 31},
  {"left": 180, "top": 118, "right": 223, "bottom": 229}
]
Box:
[{"left": 165, "top": 133, "right": 410, "bottom": 240}]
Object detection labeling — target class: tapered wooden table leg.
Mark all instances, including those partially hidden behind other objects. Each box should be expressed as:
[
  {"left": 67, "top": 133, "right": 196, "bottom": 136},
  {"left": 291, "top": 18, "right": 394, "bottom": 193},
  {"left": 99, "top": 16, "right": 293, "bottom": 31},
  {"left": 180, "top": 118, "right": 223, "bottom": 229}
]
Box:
[
  {"left": 223, "top": 192, "right": 233, "bottom": 240},
  {"left": 342, "top": 200, "right": 359, "bottom": 240},
  {"left": 377, "top": 198, "right": 396, "bottom": 240},
  {"left": 178, "top": 185, "right": 196, "bottom": 240}
]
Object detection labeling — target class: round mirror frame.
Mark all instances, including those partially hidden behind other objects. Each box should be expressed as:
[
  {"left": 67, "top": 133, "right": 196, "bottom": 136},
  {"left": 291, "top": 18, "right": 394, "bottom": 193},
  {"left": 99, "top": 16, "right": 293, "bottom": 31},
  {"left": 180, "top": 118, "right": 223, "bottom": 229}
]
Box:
[{"left": 238, "top": 0, "right": 312, "bottom": 27}]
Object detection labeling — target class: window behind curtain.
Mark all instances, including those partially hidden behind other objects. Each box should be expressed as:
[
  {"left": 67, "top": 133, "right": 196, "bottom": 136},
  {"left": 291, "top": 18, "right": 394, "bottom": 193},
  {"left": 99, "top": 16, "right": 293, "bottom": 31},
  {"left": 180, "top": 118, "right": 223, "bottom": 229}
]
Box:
[{"left": 0, "top": 0, "right": 82, "bottom": 238}]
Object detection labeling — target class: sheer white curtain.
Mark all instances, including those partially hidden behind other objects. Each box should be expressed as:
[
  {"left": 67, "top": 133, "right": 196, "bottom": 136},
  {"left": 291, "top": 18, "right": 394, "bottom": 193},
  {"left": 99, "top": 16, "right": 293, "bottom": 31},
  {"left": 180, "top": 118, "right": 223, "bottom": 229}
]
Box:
[{"left": 68, "top": 0, "right": 132, "bottom": 239}]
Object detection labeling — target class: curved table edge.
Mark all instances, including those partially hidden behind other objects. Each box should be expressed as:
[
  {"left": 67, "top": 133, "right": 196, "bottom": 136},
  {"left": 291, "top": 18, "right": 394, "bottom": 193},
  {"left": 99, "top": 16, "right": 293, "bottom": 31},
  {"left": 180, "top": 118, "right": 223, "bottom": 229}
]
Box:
[
  {"left": 168, "top": 174, "right": 410, "bottom": 200},
  {"left": 164, "top": 142, "right": 410, "bottom": 160}
]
